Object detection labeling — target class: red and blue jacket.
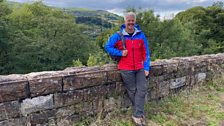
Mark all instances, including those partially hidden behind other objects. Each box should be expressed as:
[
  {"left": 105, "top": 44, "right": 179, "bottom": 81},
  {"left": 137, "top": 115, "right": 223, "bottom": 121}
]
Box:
[{"left": 105, "top": 24, "right": 150, "bottom": 71}]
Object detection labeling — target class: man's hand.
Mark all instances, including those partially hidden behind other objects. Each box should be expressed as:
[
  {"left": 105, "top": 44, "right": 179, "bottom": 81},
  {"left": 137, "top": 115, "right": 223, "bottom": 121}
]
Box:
[
  {"left": 144, "top": 70, "right": 149, "bottom": 77},
  {"left": 122, "top": 50, "right": 128, "bottom": 56}
]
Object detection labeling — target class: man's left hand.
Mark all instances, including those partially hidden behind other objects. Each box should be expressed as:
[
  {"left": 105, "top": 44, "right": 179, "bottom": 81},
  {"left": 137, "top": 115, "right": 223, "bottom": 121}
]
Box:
[{"left": 144, "top": 70, "right": 149, "bottom": 77}]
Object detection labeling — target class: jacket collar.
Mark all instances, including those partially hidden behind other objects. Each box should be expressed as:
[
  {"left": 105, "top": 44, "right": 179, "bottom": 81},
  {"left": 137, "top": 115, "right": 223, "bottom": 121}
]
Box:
[{"left": 120, "top": 24, "right": 141, "bottom": 37}]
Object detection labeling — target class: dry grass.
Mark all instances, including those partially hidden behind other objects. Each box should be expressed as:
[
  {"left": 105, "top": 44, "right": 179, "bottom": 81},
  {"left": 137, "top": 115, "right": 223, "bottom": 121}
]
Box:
[{"left": 74, "top": 77, "right": 224, "bottom": 126}]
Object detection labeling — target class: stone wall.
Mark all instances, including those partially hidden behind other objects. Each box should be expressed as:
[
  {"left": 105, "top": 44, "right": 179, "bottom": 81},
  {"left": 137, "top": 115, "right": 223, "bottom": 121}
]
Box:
[{"left": 0, "top": 53, "right": 224, "bottom": 126}]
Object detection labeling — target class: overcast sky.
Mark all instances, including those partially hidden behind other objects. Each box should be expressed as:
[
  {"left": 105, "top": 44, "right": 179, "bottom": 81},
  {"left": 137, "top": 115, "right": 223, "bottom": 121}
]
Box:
[{"left": 9, "top": 0, "right": 216, "bottom": 18}]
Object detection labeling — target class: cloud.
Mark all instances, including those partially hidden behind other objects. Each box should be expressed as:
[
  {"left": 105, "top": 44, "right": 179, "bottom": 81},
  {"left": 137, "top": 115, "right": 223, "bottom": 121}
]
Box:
[
  {"left": 9, "top": 0, "right": 215, "bottom": 18},
  {"left": 107, "top": 8, "right": 124, "bottom": 16}
]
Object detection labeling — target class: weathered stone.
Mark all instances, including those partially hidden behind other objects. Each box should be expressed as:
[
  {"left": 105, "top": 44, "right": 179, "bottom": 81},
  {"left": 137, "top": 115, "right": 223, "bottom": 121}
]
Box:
[
  {"left": 0, "top": 117, "right": 27, "bottom": 126},
  {"left": 92, "top": 98, "right": 104, "bottom": 114},
  {"left": 63, "top": 71, "right": 107, "bottom": 91},
  {"left": 158, "top": 80, "right": 170, "bottom": 97},
  {"left": 147, "top": 88, "right": 158, "bottom": 100},
  {"left": 194, "top": 59, "right": 208, "bottom": 73},
  {"left": 0, "top": 53, "right": 223, "bottom": 125},
  {"left": 29, "top": 109, "right": 56, "bottom": 125},
  {"left": 79, "top": 101, "right": 94, "bottom": 116},
  {"left": 148, "top": 77, "right": 158, "bottom": 88},
  {"left": 177, "top": 60, "right": 192, "bottom": 76},
  {"left": 84, "top": 84, "right": 116, "bottom": 100},
  {"left": 195, "top": 73, "right": 207, "bottom": 85},
  {"left": 20, "top": 94, "right": 53, "bottom": 116},
  {"left": 162, "top": 60, "right": 179, "bottom": 74},
  {"left": 36, "top": 123, "right": 49, "bottom": 126},
  {"left": 64, "top": 66, "right": 101, "bottom": 75},
  {"left": 0, "top": 74, "right": 27, "bottom": 83},
  {"left": 102, "top": 64, "right": 117, "bottom": 70},
  {"left": 103, "top": 97, "right": 118, "bottom": 112},
  {"left": 55, "top": 105, "right": 77, "bottom": 119},
  {"left": 0, "top": 101, "right": 21, "bottom": 121},
  {"left": 56, "top": 114, "right": 80, "bottom": 126},
  {"left": 25, "top": 71, "right": 64, "bottom": 80},
  {"left": 115, "top": 82, "right": 125, "bottom": 95},
  {"left": 170, "top": 76, "right": 186, "bottom": 89},
  {"left": 54, "top": 90, "right": 84, "bottom": 107},
  {"left": 0, "top": 74, "right": 28, "bottom": 103},
  {"left": 55, "top": 83, "right": 116, "bottom": 108},
  {"left": 107, "top": 70, "right": 122, "bottom": 82},
  {"left": 29, "top": 77, "right": 62, "bottom": 97},
  {"left": 48, "top": 118, "right": 57, "bottom": 126},
  {"left": 149, "top": 64, "right": 163, "bottom": 76},
  {"left": 184, "top": 75, "right": 193, "bottom": 86}
]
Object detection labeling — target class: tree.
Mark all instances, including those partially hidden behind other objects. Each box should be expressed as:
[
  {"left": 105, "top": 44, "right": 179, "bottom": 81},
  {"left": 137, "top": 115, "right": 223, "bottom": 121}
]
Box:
[
  {"left": 2, "top": 2, "right": 97, "bottom": 74},
  {"left": 213, "top": 1, "right": 224, "bottom": 9},
  {"left": 175, "top": 3, "right": 224, "bottom": 54},
  {"left": 0, "top": 1, "right": 12, "bottom": 74}
]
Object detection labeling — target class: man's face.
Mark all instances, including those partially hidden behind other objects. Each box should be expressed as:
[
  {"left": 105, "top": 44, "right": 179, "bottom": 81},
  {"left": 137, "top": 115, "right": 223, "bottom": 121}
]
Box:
[{"left": 125, "top": 15, "right": 135, "bottom": 31}]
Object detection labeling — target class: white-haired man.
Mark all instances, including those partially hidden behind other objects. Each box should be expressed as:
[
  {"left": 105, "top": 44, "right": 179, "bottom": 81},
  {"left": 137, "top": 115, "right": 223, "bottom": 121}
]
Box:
[{"left": 105, "top": 12, "right": 150, "bottom": 126}]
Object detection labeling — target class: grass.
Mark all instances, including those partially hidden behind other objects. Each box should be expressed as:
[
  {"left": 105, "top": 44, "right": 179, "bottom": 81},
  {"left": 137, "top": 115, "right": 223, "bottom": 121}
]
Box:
[{"left": 74, "top": 77, "right": 224, "bottom": 126}]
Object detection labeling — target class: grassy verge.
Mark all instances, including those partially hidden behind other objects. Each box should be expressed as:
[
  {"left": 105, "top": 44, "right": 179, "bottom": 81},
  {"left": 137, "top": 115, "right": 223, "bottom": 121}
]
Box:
[{"left": 75, "top": 77, "right": 224, "bottom": 126}]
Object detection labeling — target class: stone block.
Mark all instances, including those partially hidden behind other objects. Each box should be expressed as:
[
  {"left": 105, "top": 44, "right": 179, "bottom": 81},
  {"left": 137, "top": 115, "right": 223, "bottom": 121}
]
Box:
[
  {"left": 195, "top": 72, "right": 207, "bottom": 85},
  {"left": 0, "top": 74, "right": 28, "bottom": 103},
  {"left": 162, "top": 60, "right": 178, "bottom": 74},
  {"left": 0, "top": 101, "right": 21, "bottom": 121},
  {"left": 158, "top": 80, "right": 170, "bottom": 97},
  {"left": 0, "top": 117, "right": 27, "bottom": 126},
  {"left": 54, "top": 90, "right": 83, "bottom": 107},
  {"left": 170, "top": 76, "right": 186, "bottom": 89},
  {"left": 103, "top": 97, "right": 118, "bottom": 112},
  {"left": 107, "top": 70, "right": 122, "bottom": 82},
  {"left": 20, "top": 94, "right": 53, "bottom": 116},
  {"left": 63, "top": 71, "right": 107, "bottom": 91},
  {"left": 149, "top": 64, "right": 163, "bottom": 76},
  {"left": 56, "top": 114, "right": 80, "bottom": 126},
  {"left": 115, "top": 82, "right": 125, "bottom": 95},
  {"left": 55, "top": 105, "right": 77, "bottom": 119},
  {"left": 29, "top": 77, "right": 62, "bottom": 97},
  {"left": 29, "top": 109, "right": 56, "bottom": 125}
]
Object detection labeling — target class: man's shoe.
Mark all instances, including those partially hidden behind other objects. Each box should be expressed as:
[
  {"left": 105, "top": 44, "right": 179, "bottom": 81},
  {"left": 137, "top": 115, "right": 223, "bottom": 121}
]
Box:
[
  {"left": 132, "top": 116, "right": 145, "bottom": 126},
  {"left": 140, "top": 115, "right": 146, "bottom": 125}
]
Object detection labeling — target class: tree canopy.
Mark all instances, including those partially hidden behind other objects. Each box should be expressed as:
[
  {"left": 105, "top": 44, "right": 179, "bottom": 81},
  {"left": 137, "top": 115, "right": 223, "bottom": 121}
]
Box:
[{"left": 0, "top": 1, "right": 223, "bottom": 74}]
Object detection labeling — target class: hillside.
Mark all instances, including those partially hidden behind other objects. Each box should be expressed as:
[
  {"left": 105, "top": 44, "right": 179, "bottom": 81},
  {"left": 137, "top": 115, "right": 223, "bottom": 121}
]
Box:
[
  {"left": 5, "top": 1, "right": 122, "bottom": 40},
  {"left": 65, "top": 8, "right": 121, "bottom": 25},
  {"left": 64, "top": 8, "right": 122, "bottom": 39}
]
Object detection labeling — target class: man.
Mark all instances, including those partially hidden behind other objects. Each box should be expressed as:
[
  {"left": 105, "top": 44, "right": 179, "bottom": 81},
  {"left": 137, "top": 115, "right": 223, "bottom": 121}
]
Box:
[{"left": 105, "top": 12, "right": 150, "bottom": 126}]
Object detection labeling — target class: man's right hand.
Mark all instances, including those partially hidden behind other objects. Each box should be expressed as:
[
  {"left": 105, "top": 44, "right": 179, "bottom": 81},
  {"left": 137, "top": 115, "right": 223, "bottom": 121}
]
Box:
[{"left": 122, "top": 50, "right": 128, "bottom": 56}]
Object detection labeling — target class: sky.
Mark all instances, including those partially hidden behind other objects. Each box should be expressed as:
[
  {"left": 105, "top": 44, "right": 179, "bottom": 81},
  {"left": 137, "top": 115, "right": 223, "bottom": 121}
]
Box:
[{"left": 9, "top": 0, "right": 218, "bottom": 18}]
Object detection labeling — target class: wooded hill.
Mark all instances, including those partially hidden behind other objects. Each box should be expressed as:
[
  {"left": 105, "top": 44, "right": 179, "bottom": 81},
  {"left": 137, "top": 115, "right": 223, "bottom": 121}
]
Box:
[{"left": 0, "top": 1, "right": 223, "bottom": 75}]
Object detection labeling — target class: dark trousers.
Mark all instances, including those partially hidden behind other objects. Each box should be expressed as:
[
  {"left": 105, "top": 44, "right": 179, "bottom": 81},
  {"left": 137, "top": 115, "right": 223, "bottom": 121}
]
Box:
[{"left": 120, "top": 69, "right": 147, "bottom": 117}]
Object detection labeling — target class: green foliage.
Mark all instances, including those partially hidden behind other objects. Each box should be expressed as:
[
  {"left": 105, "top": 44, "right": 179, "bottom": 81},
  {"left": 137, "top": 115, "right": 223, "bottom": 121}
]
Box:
[
  {"left": 87, "top": 54, "right": 98, "bottom": 67},
  {"left": 175, "top": 2, "right": 224, "bottom": 54},
  {"left": 0, "top": 2, "right": 12, "bottom": 74},
  {"left": 72, "top": 59, "right": 84, "bottom": 67},
  {"left": 66, "top": 8, "right": 121, "bottom": 40},
  {"left": 97, "top": 2, "right": 224, "bottom": 61},
  {"left": 86, "top": 51, "right": 112, "bottom": 67},
  {"left": 213, "top": 1, "right": 224, "bottom": 9},
  {"left": 136, "top": 10, "right": 200, "bottom": 60},
  {"left": 0, "top": 1, "right": 97, "bottom": 74},
  {"left": 76, "top": 17, "right": 113, "bottom": 28},
  {"left": 96, "top": 26, "right": 120, "bottom": 50},
  {"left": 1, "top": 1, "right": 224, "bottom": 74}
]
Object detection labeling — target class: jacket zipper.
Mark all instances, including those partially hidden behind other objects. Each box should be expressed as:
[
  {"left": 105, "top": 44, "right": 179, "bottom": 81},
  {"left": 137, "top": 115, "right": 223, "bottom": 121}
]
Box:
[{"left": 132, "top": 40, "right": 135, "bottom": 70}]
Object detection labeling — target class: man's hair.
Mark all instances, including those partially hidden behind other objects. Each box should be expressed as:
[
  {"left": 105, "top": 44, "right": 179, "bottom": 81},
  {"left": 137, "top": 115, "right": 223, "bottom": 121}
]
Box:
[{"left": 124, "top": 12, "right": 136, "bottom": 21}]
